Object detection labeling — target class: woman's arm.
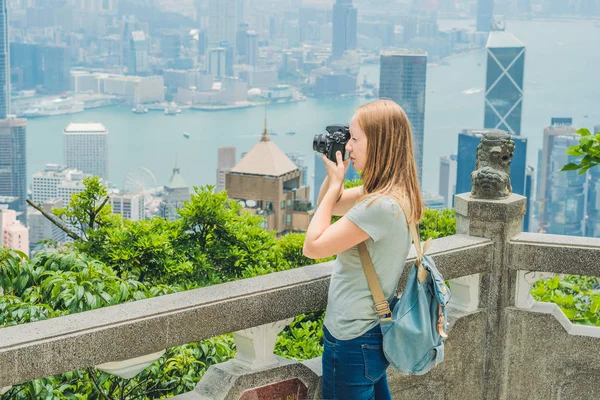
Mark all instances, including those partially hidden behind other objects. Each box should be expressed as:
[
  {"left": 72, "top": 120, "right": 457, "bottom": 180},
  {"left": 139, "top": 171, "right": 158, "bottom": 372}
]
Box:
[
  {"left": 304, "top": 153, "right": 370, "bottom": 259},
  {"left": 316, "top": 162, "right": 363, "bottom": 216}
]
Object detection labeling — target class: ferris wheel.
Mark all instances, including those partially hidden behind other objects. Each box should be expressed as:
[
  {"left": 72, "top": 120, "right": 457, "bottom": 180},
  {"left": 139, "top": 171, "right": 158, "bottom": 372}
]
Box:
[{"left": 124, "top": 166, "right": 159, "bottom": 203}]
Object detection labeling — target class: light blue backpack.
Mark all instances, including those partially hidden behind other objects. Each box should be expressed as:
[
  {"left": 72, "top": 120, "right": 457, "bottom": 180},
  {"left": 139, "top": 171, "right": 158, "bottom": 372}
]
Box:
[{"left": 358, "top": 203, "right": 451, "bottom": 375}]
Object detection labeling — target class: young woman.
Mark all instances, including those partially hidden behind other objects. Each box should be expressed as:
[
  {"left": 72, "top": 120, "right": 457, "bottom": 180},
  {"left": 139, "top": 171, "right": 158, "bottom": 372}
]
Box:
[{"left": 303, "top": 99, "right": 424, "bottom": 399}]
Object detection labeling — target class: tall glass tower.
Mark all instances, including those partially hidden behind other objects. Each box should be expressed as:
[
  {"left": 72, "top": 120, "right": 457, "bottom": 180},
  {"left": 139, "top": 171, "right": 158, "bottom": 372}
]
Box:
[
  {"left": 476, "top": 0, "right": 494, "bottom": 32},
  {"left": 332, "top": 0, "right": 357, "bottom": 60},
  {"left": 379, "top": 50, "right": 427, "bottom": 183},
  {"left": 0, "top": 0, "right": 9, "bottom": 118},
  {"left": 0, "top": 118, "right": 28, "bottom": 225},
  {"left": 484, "top": 30, "right": 525, "bottom": 136},
  {"left": 538, "top": 119, "right": 585, "bottom": 236}
]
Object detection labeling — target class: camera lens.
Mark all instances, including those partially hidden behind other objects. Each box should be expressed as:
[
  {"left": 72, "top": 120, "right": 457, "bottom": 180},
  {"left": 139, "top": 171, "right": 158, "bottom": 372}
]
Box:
[{"left": 313, "top": 134, "right": 327, "bottom": 153}]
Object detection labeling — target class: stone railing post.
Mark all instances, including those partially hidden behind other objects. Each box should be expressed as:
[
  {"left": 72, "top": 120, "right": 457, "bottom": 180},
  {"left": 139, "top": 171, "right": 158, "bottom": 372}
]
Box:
[
  {"left": 454, "top": 193, "right": 526, "bottom": 400},
  {"left": 453, "top": 128, "right": 527, "bottom": 400}
]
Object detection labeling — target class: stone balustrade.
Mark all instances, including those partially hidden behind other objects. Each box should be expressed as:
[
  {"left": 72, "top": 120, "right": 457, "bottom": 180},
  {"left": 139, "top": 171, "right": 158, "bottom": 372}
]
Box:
[{"left": 1, "top": 193, "right": 600, "bottom": 400}]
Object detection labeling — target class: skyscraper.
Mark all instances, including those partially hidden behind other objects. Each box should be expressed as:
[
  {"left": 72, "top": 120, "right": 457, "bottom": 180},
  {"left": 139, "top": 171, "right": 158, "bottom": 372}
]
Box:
[
  {"left": 476, "top": 0, "right": 494, "bottom": 32},
  {"left": 208, "top": 47, "right": 226, "bottom": 78},
  {"left": 246, "top": 30, "right": 258, "bottom": 68},
  {"left": 332, "top": 0, "right": 357, "bottom": 60},
  {"left": 0, "top": 117, "right": 27, "bottom": 225},
  {"left": 379, "top": 49, "right": 427, "bottom": 182},
  {"left": 41, "top": 45, "right": 71, "bottom": 92},
  {"left": 208, "top": 0, "right": 236, "bottom": 76},
  {"left": 438, "top": 155, "right": 457, "bottom": 208},
  {"left": 216, "top": 146, "right": 236, "bottom": 193},
  {"left": 0, "top": 0, "right": 9, "bottom": 118},
  {"left": 63, "top": 123, "right": 109, "bottom": 180},
  {"left": 484, "top": 29, "right": 525, "bottom": 136},
  {"left": 129, "top": 31, "right": 150, "bottom": 76},
  {"left": 538, "top": 118, "right": 585, "bottom": 236}
]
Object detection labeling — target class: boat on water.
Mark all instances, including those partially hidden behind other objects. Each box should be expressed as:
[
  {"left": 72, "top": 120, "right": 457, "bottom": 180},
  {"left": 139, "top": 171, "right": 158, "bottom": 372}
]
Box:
[
  {"left": 132, "top": 104, "right": 148, "bottom": 114},
  {"left": 183, "top": 132, "right": 190, "bottom": 138},
  {"left": 21, "top": 98, "right": 85, "bottom": 118},
  {"left": 461, "top": 87, "right": 482, "bottom": 95},
  {"left": 164, "top": 103, "right": 182, "bottom": 115},
  {"left": 286, "top": 131, "right": 296, "bottom": 136}
]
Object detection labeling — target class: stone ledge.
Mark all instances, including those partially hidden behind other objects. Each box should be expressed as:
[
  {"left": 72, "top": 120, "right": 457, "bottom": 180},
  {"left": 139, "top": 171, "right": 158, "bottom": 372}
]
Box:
[
  {"left": 0, "top": 235, "right": 492, "bottom": 387},
  {"left": 509, "top": 232, "right": 600, "bottom": 276}
]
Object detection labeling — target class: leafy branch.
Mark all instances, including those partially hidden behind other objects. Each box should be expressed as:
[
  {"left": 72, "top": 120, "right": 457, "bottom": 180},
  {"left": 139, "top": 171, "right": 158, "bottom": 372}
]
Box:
[{"left": 561, "top": 128, "right": 600, "bottom": 174}]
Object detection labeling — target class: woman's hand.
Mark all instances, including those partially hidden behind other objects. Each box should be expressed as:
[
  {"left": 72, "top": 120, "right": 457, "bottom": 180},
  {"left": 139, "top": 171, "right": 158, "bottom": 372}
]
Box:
[{"left": 323, "top": 151, "right": 349, "bottom": 191}]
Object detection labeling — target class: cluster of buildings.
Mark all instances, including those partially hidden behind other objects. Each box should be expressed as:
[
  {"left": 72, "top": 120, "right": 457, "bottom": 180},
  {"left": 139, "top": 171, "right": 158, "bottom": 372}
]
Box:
[
  {"left": 437, "top": 26, "right": 599, "bottom": 237},
  {"left": 5, "top": 0, "right": 510, "bottom": 112}
]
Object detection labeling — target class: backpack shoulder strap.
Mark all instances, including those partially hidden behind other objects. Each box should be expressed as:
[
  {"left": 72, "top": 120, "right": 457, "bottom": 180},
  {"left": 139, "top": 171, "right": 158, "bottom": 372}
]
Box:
[{"left": 399, "top": 197, "right": 431, "bottom": 283}]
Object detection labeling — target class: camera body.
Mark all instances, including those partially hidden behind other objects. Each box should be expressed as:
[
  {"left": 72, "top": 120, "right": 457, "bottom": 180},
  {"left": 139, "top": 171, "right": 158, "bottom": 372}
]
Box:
[{"left": 313, "top": 125, "right": 350, "bottom": 162}]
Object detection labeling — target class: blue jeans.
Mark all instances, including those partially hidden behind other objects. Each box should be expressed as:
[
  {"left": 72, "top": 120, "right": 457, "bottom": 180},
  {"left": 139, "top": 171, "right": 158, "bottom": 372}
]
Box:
[{"left": 322, "top": 324, "right": 392, "bottom": 400}]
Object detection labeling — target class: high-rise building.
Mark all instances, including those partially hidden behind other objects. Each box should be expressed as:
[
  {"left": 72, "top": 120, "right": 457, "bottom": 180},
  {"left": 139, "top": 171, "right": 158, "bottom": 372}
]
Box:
[
  {"left": 0, "top": 0, "right": 9, "bottom": 118},
  {"left": 129, "top": 31, "right": 149, "bottom": 75},
  {"left": 476, "top": 0, "right": 494, "bottom": 32},
  {"left": 287, "top": 153, "right": 308, "bottom": 188},
  {"left": 0, "top": 209, "right": 29, "bottom": 256},
  {"left": 208, "top": 47, "right": 226, "bottom": 78},
  {"left": 32, "top": 164, "right": 83, "bottom": 204},
  {"left": 524, "top": 165, "right": 535, "bottom": 232},
  {"left": 161, "top": 32, "right": 182, "bottom": 60},
  {"left": 484, "top": 29, "right": 525, "bottom": 136},
  {"left": 246, "top": 30, "right": 258, "bottom": 68},
  {"left": 159, "top": 167, "right": 190, "bottom": 221},
  {"left": 120, "top": 16, "right": 137, "bottom": 73},
  {"left": 439, "top": 154, "right": 457, "bottom": 208},
  {"left": 9, "top": 43, "right": 42, "bottom": 91},
  {"left": 41, "top": 45, "right": 71, "bottom": 93},
  {"left": 216, "top": 146, "right": 236, "bottom": 192},
  {"left": 332, "top": 0, "right": 357, "bottom": 60},
  {"left": 379, "top": 49, "right": 427, "bottom": 182},
  {"left": 538, "top": 119, "right": 585, "bottom": 236},
  {"left": 226, "top": 120, "right": 312, "bottom": 234},
  {"left": 0, "top": 117, "right": 27, "bottom": 226},
  {"left": 111, "top": 193, "right": 144, "bottom": 221},
  {"left": 235, "top": 22, "right": 250, "bottom": 57},
  {"left": 63, "top": 123, "right": 109, "bottom": 180},
  {"left": 28, "top": 198, "right": 66, "bottom": 253},
  {"left": 208, "top": 0, "right": 236, "bottom": 76}
]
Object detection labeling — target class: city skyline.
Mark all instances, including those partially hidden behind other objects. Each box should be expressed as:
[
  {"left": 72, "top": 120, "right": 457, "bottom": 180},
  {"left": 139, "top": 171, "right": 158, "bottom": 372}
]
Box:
[{"left": 0, "top": 0, "right": 598, "bottom": 249}]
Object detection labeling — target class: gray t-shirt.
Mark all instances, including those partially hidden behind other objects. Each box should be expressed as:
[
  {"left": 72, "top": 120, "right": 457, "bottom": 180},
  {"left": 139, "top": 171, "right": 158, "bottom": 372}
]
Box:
[{"left": 324, "top": 195, "right": 411, "bottom": 340}]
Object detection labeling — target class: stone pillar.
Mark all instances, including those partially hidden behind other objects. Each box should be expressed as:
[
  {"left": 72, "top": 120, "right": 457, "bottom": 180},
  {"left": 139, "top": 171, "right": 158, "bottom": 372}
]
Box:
[{"left": 454, "top": 192, "right": 526, "bottom": 400}]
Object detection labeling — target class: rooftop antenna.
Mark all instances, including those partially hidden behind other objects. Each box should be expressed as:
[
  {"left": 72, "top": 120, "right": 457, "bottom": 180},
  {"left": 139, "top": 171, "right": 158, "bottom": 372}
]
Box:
[{"left": 261, "top": 101, "right": 270, "bottom": 142}]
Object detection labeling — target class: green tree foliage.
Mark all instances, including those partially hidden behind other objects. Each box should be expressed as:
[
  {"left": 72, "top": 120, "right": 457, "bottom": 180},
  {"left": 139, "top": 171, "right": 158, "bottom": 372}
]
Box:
[
  {"left": 561, "top": 127, "right": 600, "bottom": 174},
  {"left": 531, "top": 274, "right": 600, "bottom": 326}
]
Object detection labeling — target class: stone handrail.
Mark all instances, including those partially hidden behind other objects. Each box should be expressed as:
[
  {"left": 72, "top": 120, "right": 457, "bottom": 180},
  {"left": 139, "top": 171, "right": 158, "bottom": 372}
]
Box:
[
  {"left": 509, "top": 232, "right": 600, "bottom": 275},
  {"left": 0, "top": 235, "right": 492, "bottom": 387}
]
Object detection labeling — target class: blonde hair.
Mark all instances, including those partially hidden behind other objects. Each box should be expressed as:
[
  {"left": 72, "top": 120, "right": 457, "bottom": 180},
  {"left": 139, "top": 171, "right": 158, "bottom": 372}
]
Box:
[{"left": 355, "top": 99, "right": 424, "bottom": 224}]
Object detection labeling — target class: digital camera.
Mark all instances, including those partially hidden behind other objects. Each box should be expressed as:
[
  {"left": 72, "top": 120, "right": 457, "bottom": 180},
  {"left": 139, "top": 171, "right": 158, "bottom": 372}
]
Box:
[{"left": 312, "top": 125, "right": 350, "bottom": 163}]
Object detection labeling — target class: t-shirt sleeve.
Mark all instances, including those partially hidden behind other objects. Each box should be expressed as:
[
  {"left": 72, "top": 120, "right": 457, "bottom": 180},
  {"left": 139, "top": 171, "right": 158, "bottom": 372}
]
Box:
[{"left": 345, "top": 196, "right": 399, "bottom": 242}]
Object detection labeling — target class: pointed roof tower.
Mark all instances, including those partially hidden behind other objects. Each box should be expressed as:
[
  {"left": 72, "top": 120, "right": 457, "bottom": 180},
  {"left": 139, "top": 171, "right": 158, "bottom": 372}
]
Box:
[{"left": 230, "top": 116, "right": 298, "bottom": 177}]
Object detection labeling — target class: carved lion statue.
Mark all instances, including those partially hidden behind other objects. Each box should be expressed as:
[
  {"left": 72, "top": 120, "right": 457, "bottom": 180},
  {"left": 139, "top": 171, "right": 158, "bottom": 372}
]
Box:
[{"left": 470, "top": 130, "right": 515, "bottom": 200}]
